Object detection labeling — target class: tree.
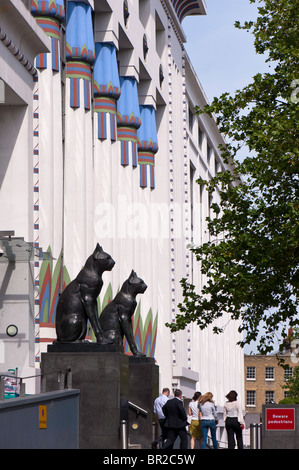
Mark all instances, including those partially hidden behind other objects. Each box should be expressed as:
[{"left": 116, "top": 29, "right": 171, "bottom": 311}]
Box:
[
  {"left": 282, "top": 367, "right": 299, "bottom": 400},
  {"left": 167, "top": 0, "right": 299, "bottom": 354}
]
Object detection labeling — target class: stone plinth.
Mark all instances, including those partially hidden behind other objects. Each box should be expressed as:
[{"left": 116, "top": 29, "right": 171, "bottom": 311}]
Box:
[
  {"left": 128, "top": 356, "right": 159, "bottom": 449},
  {"left": 41, "top": 343, "right": 129, "bottom": 449}
]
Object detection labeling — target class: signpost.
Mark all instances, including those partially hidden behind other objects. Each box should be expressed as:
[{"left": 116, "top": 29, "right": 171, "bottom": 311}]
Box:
[{"left": 266, "top": 408, "right": 295, "bottom": 431}]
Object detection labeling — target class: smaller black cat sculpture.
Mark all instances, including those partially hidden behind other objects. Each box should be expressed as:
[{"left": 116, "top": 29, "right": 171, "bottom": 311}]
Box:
[
  {"left": 55, "top": 244, "right": 115, "bottom": 343},
  {"left": 99, "top": 270, "right": 147, "bottom": 357}
]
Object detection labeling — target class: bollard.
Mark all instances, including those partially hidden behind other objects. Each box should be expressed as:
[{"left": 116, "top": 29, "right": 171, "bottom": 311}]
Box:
[
  {"left": 120, "top": 420, "right": 128, "bottom": 449},
  {"left": 250, "top": 423, "right": 262, "bottom": 449}
]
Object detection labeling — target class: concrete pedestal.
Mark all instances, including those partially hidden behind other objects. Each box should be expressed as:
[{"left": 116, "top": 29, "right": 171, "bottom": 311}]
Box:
[
  {"left": 41, "top": 343, "right": 129, "bottom": 449},
  {"left": 41, "top": 344, "right": 159, "bottom": 449},
  {"left": 128, "top": 356, "right": 159, "bottom": 449}
]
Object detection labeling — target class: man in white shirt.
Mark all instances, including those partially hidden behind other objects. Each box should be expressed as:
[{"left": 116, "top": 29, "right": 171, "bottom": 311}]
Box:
[{"left": 153, "top": 387, "right": 170, "bottom": 446}]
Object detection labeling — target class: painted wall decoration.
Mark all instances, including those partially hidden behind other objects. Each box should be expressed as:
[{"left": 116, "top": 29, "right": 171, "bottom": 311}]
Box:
[
  {"left": 31, "top": 0, "right": 65, "bottom": 71},
  {"left": 38, "top": 248, "right": 157, "bottom": 357},
  {"left": 66, "top": 1, "right": 95, "bottom": 109},
  {"left": 94, "top": 43, "right": 121, "bottom": 141},
  {"left": 117, "top": 77, "right": 141, "bottom": 167},
  {"left": 137, "top": 105, "right": 159, "bottom": 188}
]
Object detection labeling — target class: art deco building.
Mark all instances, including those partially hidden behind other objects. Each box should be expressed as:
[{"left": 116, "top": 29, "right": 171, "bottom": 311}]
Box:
[{"left": 0, "top": 0, "right": 244, "bottom": 435}]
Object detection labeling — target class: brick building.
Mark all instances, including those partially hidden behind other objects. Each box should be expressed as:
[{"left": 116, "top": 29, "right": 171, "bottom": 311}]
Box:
[{"left": 244, "top": 352, "right": 295, "bottom": 424}]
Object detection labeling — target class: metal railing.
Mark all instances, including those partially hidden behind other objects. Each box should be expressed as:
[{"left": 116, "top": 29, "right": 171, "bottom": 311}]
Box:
[
  {"left": 128, "top": 401, "right": 148, "bottom": 416},
  {"left": 0, "top": 368, "right": 72, "bottom": 400}
]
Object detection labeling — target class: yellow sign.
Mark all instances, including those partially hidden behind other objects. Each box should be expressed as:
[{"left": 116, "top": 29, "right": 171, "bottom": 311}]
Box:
[{"left": 39, "top": 405, "right": 47, "bottom": 429}]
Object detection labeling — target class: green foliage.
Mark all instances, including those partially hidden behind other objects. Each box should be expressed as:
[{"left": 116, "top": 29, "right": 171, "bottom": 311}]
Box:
[
  {"left": 279, "top": 397, "right": 299, "bottom": 405},
  {"left": 282, "top": 366, "right": 299, "bottom": 399},
  {"left": 167, "top": 0, "right": 299, "bottom": 353}
]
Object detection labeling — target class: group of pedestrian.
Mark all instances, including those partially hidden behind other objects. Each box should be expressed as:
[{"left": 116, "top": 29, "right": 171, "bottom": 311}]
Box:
[{"left": 153, "top": 387, "right": 244, "bottom": 449}]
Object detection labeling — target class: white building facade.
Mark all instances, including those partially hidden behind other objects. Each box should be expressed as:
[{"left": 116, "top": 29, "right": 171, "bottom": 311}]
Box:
[{"left": 0, "top": 0, "right": 244, "bottom": 443}]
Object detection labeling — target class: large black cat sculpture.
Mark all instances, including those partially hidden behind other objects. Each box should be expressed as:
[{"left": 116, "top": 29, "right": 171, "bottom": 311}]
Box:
[
  {"left": 55, "top": 244, "right": 115, "bottom": 343},
  {"left": 99, "top": 270, "right": 147, "bottom": 357}
]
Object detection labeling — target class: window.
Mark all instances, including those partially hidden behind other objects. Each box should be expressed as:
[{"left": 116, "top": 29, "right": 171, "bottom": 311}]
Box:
[
  {"left": 246, "top": 366, "right": 256, "bottom": 380},
  {"left": 246, "top": 390, "right": 256, "bottom": 407},
  {"left": 265, "top": 367, "right": 274, "bottom": 380},
  {"left": 265, "top": 391, "right": 275, "bottom": 404},
  {"left": 198, "top": 126, "right": 203, "bottom": 149},
  {"left": 188, "top": 105, "right": 194, "bottom": 132},
  {"left": 284, "top": 367, "right": 293, "bottom": 381},
  {"left": 207, "top": 144, "right": 212, "bottom": 165}
]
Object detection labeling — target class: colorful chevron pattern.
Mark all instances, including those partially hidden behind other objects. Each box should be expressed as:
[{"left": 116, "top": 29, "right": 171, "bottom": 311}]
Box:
[
  {"left": 66, "top": 43, "right": 95, "bottom": 63},
  {"left": 31, "top": 0, "right": 65, "bottom": 20}
]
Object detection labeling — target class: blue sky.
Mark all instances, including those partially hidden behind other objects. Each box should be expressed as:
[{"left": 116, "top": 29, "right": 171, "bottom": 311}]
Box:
[{"left": 183, "top": 0, "right": 268, "bottom": 103}]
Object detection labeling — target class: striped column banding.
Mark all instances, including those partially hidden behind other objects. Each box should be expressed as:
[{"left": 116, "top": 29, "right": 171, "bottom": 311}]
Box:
[
  {"left": 34, "top": 16, "right": 61, "bottom": 71},
  {"left": 66, "top": 61, "right": 92, "bottom": 109},
  {"left": 94, "top": 95, "right": 118, "bottom": 141}
]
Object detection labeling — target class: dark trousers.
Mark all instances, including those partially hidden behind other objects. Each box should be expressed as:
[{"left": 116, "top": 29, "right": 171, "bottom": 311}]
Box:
[
  {"left": 163, "top": 427, "right": 188, "bottom": 449},
  {"left": 225, "top": 417, "right": 243, "bottom": 449},
  {"left": 159, "top": 418, "right": 168, "bottom": 444}
]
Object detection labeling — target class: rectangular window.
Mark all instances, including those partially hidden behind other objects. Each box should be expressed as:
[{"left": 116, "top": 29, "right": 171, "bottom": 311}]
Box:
[
  {"left": 188, "top": 105, "right": 194, "bottom": 132},
  {"left": 198, "top": 126, "right": 203, "bottom": 149},
  {"left": 207, "top": 144, "right": 212, "bottom": 165},
  {"left": 284, "top": 367, "right": 293, "bottom": 381},
  {"left": 246, "top": 366, "right": 256, "bottom": 380},
  {"left": 246, "top": 390, "right": 256, "bottom": 407},
  {"left": 265, "top": 367, "right": 274, "bottom": 380},
  {"left": 265, "top": 391, "right": 274, "bottom": 404}
]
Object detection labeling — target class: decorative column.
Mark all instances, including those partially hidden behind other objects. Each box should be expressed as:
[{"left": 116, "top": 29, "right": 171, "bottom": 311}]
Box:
[
  {"left": 94, "top": 43, "right": 121, "bottom": 141},
  {"left": 117, "top": 77, "right": 141, "bottom": 167},
  {"left": 31, "top": 0, "right": 65, "bottom": 71},
  {"left": 137, "top": 105, "right": 159, "bottom": 189},
  {"left": 66, "top": 1, "right": 95, "bottom": 110},
  {"left": 63, "top": 1, "right": 95, "bottom": 279},
  {"left": 31, "top": 0, "right": 65, "bottom": 357}
]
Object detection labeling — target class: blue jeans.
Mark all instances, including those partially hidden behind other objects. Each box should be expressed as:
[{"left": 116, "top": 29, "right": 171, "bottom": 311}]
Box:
[{"left": 201, "top": 420, "right": 218, "bottom": 449}]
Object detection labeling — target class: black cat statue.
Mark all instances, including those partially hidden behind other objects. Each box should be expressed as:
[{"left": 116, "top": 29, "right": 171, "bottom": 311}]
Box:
[
  {"left": 55, "top": 244, "right": 115, "bottom": 343},
  {"left": 99, "top": 270, "right": 147, "bottom": 357}
]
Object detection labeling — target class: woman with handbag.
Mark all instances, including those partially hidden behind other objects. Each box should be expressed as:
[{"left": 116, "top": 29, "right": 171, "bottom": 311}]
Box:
[{"left": 223, "top": 390, "right": 244, "bottom": 449}]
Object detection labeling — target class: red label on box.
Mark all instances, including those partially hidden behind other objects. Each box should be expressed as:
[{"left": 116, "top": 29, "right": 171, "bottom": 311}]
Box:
[{"left": 266, "top": 408, "right": 295, "bottom": 431}]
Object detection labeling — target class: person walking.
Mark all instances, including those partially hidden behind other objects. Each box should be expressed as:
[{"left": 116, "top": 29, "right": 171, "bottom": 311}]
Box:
[
  {"left": 223, "top": 390, "right": 244, "bottom": 449},
  {"left": 199, "top": 392, "right": 218, "bottom": 449},
  {"left": 153, "top": 387, "right": 170, "bottom": 447},
  {"left": 188, "top": 391, "right": 203, "bottom": 449},
  {"left": 162, "top": 389, "right": 188, "bottom": 449}
]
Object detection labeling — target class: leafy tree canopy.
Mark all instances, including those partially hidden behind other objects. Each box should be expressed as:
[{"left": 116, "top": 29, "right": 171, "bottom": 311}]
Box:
[{"left": 167, "top": 0, "right": 299, "bottom": 354}]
